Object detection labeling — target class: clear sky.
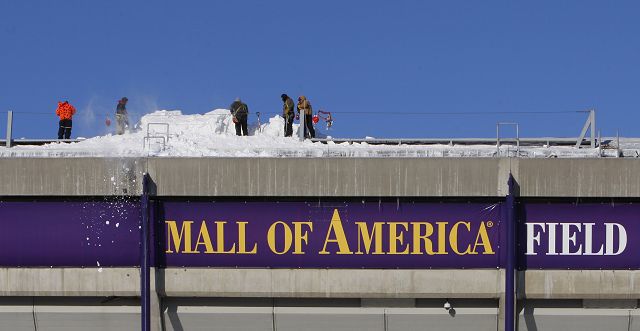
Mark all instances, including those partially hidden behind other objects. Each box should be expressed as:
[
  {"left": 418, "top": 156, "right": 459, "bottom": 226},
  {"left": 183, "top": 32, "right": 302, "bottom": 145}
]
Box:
[{"left": 1, "top": 0, "right": 638, "bottom": 139}]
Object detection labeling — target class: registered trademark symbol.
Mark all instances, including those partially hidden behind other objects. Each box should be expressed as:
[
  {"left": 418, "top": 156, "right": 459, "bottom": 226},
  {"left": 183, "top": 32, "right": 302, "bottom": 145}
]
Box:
[{"left": 487, "top": 221, "right": 494, "bottom": 227}]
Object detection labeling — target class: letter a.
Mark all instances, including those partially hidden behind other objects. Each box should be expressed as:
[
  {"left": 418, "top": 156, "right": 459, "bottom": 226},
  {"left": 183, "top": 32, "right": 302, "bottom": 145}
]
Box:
[{"left": 319, "top": 209, "right": 353, "bottom": 255}]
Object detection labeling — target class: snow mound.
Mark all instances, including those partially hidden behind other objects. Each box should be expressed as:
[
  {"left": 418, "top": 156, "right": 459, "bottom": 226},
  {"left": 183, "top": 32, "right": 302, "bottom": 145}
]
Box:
[{"left": 0, "top": 109, "right": 634, "bottom": 158}]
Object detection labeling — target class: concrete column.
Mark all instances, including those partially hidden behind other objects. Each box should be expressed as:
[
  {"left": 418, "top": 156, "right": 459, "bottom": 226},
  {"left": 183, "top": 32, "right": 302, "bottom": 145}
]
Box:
[
  {"left": 498, "top": 293, "right": 506, "bottom": 331},
  {"left": 150, "top": 267, "right": 163, "bottom": 331}
]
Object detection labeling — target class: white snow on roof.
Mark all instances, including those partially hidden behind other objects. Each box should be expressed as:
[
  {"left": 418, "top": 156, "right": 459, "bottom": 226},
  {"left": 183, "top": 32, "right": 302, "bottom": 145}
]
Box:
[{"left": 0, "top": 109, "right": 638, "bottom": 158}]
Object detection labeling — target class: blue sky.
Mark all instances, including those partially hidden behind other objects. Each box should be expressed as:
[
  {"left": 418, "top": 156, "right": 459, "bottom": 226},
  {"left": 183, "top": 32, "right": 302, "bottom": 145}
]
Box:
[{"left": 1, "top": 0, "right": 638, "bottom": 139}]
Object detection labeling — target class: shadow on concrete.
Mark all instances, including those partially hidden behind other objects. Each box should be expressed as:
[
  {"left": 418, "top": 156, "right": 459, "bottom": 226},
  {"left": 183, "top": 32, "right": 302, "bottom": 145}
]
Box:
[{"left": 523, "top": 306, "right": 537, "bottom": 331}]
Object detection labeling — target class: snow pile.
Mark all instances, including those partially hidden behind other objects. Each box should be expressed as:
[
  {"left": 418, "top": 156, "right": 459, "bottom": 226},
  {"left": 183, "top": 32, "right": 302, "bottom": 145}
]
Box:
[{"left": 0, "top": 109, "right": 635, "bottom": 158}]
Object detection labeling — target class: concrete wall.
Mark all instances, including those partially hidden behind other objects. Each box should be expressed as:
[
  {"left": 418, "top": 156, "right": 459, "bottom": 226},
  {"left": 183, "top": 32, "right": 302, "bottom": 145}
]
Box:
[
  {"left": 516, "top": 159, "right": 640, "bottom": 197},
  {"left": 146, "top": 158, "right": 505, "bottom": 197},
  {"left": 0, "top": 158, "right": 141, "bottom": 196},
  {"left": 522, "top": 270, "right": 640, "bottom": 299},
  {"left": 6, "top": 268, "right": 640, "bottom": 302},
  {"left": 161, "top": 305, "right": 499, "bottom": 331},
  {"left": 2, "top": 157, "right": 640, "bottom": 330},
  {"left": 0, "top": 268, "right": 139, "bottom": 297},
  {"left": 0, "top": 268, "right": 502, "bottom": 299},
  {"left": 0, "top": 297, "right": 140, "bottom": 331},
  {"left": 518, "top": 308, "right": 634, "bottom": 331},
  {"left": 159, "top": 269, "right": 504, "bottom": 299},
  {"left": 2, "top": 157, "right": 640, "bottom": 197}
]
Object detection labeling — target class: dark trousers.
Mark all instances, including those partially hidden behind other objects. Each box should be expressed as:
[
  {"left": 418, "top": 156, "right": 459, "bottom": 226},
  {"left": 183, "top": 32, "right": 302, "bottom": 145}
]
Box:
[
  {"left": 303, "top": 113, "right": 315, "bottom": 139},
  {"left": 235, "top": 115, "right": 248, "bottom": 136},
  {"left": 284, "top": 114, "right": 294, "bottom": 137},
  {"left": 58, "top": 119, "right": 72, "bottom": 139}
]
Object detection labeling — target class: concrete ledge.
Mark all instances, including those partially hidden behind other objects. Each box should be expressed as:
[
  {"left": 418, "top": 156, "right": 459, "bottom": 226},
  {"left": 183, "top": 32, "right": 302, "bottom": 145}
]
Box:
[
  {"left": 0, "top": 268, "right": 140, "bottom": 296},
  {"left": 3, "top": 157, "right": 640, "bottom": 197},
  {"left": 160, "top": 268, "right": 504, "bottom": 298},
  {"left": 147, "top": 158, "right": 504, "bottom": 197},
  {"left": 522, "top": 270, "right": 640, "bottom": 299},
  {"left": 0, "top": 158, "right": 143, "bottom": 196},
  {"left": 4, "top": 268, "right": 640, "bottom": 301},
  {"left": 518, "top": 159, "right": 640, "bottom": 197}
]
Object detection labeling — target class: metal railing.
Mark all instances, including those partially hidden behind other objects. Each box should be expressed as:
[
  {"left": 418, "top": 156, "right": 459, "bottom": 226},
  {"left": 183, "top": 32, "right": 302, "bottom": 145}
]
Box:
[
  {"left": 2, "top": 108, "right": 602, "bottom": 153},
  {"left": 496, "top": 122, "right": 520, "bottom": 156},
  {"left": 143, "top": 123, "right": 170, "bottom": 151}
]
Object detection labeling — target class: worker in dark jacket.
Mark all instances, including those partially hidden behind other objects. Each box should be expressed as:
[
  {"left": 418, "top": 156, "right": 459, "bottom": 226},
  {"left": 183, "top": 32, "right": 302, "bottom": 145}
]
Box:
[
  {"left": 281, "top": 94, "right": 294, "bottom": 137},
  {"left": 55, "top": 100, "right": 76, "bottom": 139},
  {"left": 297, "top": 95, "right": 315, "bottom": 139},
  {"left": 230, "top": 97, "right": 249, "bottom": 136},
  {"left": 115, "top": 97, "right": 129, "bottom": 135}
]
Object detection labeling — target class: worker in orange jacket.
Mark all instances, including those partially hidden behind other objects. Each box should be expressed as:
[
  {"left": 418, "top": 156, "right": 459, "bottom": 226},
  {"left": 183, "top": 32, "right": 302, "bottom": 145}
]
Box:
[{"left": 56, "top": 101, "right": 76, "bottom": 139}]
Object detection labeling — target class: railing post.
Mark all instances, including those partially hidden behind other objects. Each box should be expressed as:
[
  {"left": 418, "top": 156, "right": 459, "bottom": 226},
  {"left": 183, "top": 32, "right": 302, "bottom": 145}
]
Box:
[
  {"left": 496, "top": 123, "right": 500, "bottom": 156},
  {"left": 616, "top": 130, "right": 620, "bottom": 158},
  {"left": 141, "top": 173, "right": 151, "bottom": 331},
  {"left": 590, "top": 109, "right": 596, "bottom": 148},
  {"left": 516, "top": 124, "right": 520, "bottom": 155},
  {"left": 6, "top": 111, "right": 13, "bottom": 148}
]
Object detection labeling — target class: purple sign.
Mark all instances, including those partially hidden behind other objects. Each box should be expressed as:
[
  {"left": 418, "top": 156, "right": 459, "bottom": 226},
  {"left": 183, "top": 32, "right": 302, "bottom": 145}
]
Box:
[
  {"left": 158, "top": 201, "right": 504, "bottom": 268},
  {"left": 3, "top": 199, "right": 636, "bottom": 269},
  {"left": 0, "top": 200, "right": 141, "bottom": 267},
  {"left": 519, "top": 203, "right": 640, "bottom": 269}
]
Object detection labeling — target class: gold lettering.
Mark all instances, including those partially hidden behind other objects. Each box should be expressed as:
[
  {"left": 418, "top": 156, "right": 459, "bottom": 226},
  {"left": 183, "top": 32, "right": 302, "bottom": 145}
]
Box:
[
  {"left": 194, "top": 221, "right": 214, "bottom": 253},
  {"left": 473, "top": 222, "right": 495, "bottom": 254},
  {"left": 267, "top": 221, "right": 292, "bottom": 255},
  {"left": 293, "top": 222, "right": 313, "bottom": 254},
  {"left": 213, "top": 221, "right": 236, "bottom": 253},
  {"left": 355, "top": 222, "right": 384, "bottom": 254},
  {"left": 436, "top": 222, "right": 448, "bottom": 254},
  {"left": 411, "top": 222, "right": 435, "bottom": 255},
  {"left": 165, "top": 220, "right": 197, "bottom": 254},
  {"left": 319, "top": 209, "right": 353, "bottom": 255},
  {"left": 389, "top": 222, "right": 410, "bottom": 254},
  {"left": 237, "top": 221, "right": 257, "bottom": 254},
  {"left": 450, "top": 221, "right": 473, "bottom": 255}
]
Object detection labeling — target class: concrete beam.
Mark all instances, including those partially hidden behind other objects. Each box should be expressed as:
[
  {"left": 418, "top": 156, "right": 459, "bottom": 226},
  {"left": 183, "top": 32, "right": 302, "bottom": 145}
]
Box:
[
  {"left": 160, "top": 268, "right": 504, "bottom": 298},
  {"left": 3, "top": 157, "right": 640, "bottom": 198},
  {"left": 4, "top": 268, "right": 640, "bottom": 303},
  {"left": 0, "top": 158, "right": 144, "bottom": 196},
  {"left": 0, "top": 268, "right": 140, "bottom": 296},
  {"left": 517, "top": 159, "right": 640, "bottom": 197},
  {"left": 147, "top": 158, "right": 503, "bottom": 197},
  {"left": 521, "top": 270, "right": 640, "bottom": 299}
]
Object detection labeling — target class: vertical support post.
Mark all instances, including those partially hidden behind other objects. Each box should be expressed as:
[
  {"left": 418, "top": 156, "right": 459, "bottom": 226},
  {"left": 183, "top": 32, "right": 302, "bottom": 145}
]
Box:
[
  {"left": 616, "top": 130, "right": 620, "bottom": 158},
  {"left": 299, "top": 112, "right": 306, "bottom": 141},
  {"left": 505, "top": 174, "right": 517, "bottom": 331},
  {"left": 590, "top": 109, "right": 596, "bottom": 148},
  {"left": 496, "top": 123, "right": 500, "bottom": 156},
  {"left": 6, "top": 111, "right": 13, "bottom": 148},
  {"left": 256, "top": 112, "right": 262, "bottom": 133},
  {"left": 598, "top": 130, "right": 602, "bottom": 157},
  {"left": 516, "top": 124, "right": 520, "bottom": 155},
  {"left": 141, "top": 173, "right": 151, "bottom": 331}
]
